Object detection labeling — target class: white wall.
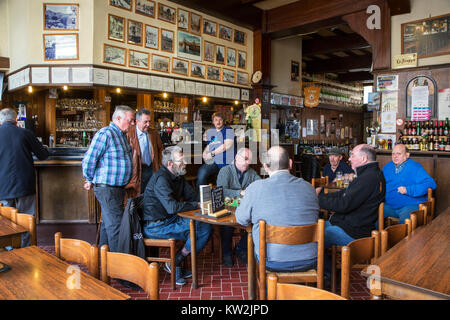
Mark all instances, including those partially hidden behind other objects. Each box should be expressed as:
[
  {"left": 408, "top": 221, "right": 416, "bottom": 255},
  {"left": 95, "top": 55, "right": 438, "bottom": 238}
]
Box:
[{"left": 0, "top": 0, "right": 10, "bottom": 62}]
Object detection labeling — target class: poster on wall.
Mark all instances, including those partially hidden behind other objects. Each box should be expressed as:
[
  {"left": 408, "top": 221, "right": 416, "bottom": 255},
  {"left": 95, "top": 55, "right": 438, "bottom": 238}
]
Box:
[
  {"left": 306, "top": 119, "right": 318, "bottom": 136},
  {"left": 367, "top": 92, "right": 381, "bottom": 111},
  {"left": 438, "top": 88, "right": 450, "bottom": 120},
  {"left": 381, "top": 91, "right": 398, "bottom": 112},
  {"left": 177, "top": 31, "right": 202, "bottom": 61},
  {"left": 411, "top": 85, "right": 431, "bottom": 121},
  {"left": 381, "top": 111, "right": 397, "bottom": 133},
  {"left": 377, "top": 75, "right": 398, "bottom": 91}
]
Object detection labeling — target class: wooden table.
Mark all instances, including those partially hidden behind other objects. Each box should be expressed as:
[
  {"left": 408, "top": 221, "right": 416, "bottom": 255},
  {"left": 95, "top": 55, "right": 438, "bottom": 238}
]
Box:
[
  {"left": 323, "top": 182, "right": 346, "bottom": 193},
  {"left": 361, "top": 207, "right": 450, "bottom": 300},
  {"left": 178, "top": 207, "right": 256, "bottom": 300},
  {"left": 0, "top": 246, "right": 130, "bottom": 300},
  {"left": 0, "top": 215, "right": 27, "bottom": 248}
]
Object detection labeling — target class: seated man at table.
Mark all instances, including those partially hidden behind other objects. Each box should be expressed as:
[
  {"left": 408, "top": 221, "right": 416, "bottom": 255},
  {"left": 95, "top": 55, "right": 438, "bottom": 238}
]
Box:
[
  {"left": 322, "top": 147, "right": 354, "bottom": 182},
  {"left": 383, "top": 143, "right": 436, "bottom": 224},
  {"left": 216, "top": 147, "right": 261, "bottom": 266},
  {"left": 236, "top": 146, "right": 319, "bottom": 272},
  {"left": 142, "top": 146, "right": 212, "bottom": 286}
]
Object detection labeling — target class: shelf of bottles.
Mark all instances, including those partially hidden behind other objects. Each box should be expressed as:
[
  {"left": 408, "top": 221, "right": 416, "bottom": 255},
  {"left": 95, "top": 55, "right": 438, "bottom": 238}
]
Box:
[
  {"left": 302, "top": 73, "right": 364, "bottom": 108},
  {"left": 153, "top": 100, "right": 189, "bottom": 114},
  {"left": 399, "top": 118, "right": 450, "bottom": 152},
  {"left": 298, "top": 139, "right": 352, "bottom": 156},
  {"left": 55, "top": 98, "right": 104, "bottom": 147}
]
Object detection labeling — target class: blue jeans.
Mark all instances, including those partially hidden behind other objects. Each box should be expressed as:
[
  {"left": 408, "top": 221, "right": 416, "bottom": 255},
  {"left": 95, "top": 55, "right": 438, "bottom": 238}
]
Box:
[
  {"left": 220, "top": 226, "right": 247, "bottom": 257},
  {"left": 94, "top": 186, "right": 126, "bottom": 252},
  {"left": 143, "top": 215, "right": 212, "bottom": 254},
  {"left": 324, "top": 221, "right": 355, "bottom": 278},
  {"left": 383, "top": 204, "right": 419, "bottom": 224},
  {"left": 1, "top": 194, "right": 36, "bottom": 247},
  {"left": 196, "top": 163, "right": 220, "bottom": 190}
]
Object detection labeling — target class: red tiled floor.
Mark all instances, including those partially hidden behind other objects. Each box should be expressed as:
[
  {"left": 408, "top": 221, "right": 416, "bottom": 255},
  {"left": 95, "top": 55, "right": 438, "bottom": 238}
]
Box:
[{"left": 39, "top": 244, "right": 371, "bottom": 300}]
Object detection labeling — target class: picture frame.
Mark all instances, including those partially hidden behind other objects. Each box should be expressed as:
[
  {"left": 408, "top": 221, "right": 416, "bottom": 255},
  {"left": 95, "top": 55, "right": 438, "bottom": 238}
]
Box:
[
  {"left": 157, "top": 3, "right": 176, "bottom": 24},
  {"left": 177, "top": 31, "right": 202, "bottom": 62},
  {"left": 291, "top": 60, "right": 300, "bottom": 81},
  {"left": 108, "top": 14, "right": 125, "bottom": 43},
  {"left": 204, "top": 41, "right": 215, "bottom": 62},
  {"left": 401, "top": 13, "right": 450, "bottom": 59},
  {"left": 237, "top": 71, "right": 249, "bottom": 85},
  {"left": 135, "top": 0, "right": 155, "bottom": 18},
  {"left": 216, "top": 44, "right": 225, "bottom": 64},
  {"left": 144, "top": 24, "right": 159, "bottom": 50},
  {"left": 172, "top": 57, "right": 189, "bottom": 76},
  {"left": 109, "top": 0, "right": 131, "bottom": 11},
  {"left": 127, "top": 19, "right": 143, "bottom": 46},
  {"left": 219, "top": 25, "right": 232, "bottom": 41},
  {"left": 129, "top": 49, "right": 149, "bottom": 69},
  {"left": 161, "top": 29, "right": 174, "bottom": 52},
  {"left": 203, "top": 19, "right": 217, "bottom": 37},
  {"left": 406, "top": 75, "right": 437, "bottom": 119},
  {"left": 222, "top": 68, "right": 235, "bottom": 84},
  {"left": 103, "top": 43, "right": 126, "bottom": 66},
  {"left": 234, "top": 29, "right": 246, "bottom": 45},
  {"left": 190, "top": 12, "right": 202, "bottom": 35},
  {"left": 43, "top": 33, "right": 79, "bottom": 61},
  {"left": 44, "top": 3, "right": 79, "bottom": 30},
  {"left": 237, "top": 50, "right": 246, "bottom": 69},
  {"left": 227, "top": 48, "right": 236, "bottom": 67},
  {"left": 177, "top": 8, "right": 189, "bottom": 31},
  {"left": 207, "top": 65, "right": 221, "bottom": 81},
  {"left": 191, "top": 62, "right": 205, "bottom": 79},
  {"left": 152, "top": 54, "right": 170, "bottom": 72}
]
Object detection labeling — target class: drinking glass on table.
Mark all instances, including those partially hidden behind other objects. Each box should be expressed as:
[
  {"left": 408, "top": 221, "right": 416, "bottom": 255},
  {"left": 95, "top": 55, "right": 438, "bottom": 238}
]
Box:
[
  {"left": 336, "top": 171, "right": 343, "bottom": 187},
  {"left": 343, "top": 174, "right": 350, "bottom": 188}
]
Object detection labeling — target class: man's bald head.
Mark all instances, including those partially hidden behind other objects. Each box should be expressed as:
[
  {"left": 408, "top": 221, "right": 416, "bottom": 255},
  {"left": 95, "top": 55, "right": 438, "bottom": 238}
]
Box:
[
  {"left": 392, "top": 143, "right": 409, "bottom": 165},
  {"left": 263, "top": 146, "right": 290, "bottom": 172}
]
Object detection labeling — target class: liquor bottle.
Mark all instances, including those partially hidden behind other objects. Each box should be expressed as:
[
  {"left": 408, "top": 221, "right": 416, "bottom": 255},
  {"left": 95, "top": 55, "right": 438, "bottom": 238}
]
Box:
[
  {"left": 444, "top": 118, "right": 449, "bottom": 136},
  {"left": 428, "top": 137, "right": 434, "bottom": 151},
  {"left": 434, "top": 120, "right": 439, "bottom": 136},
  {"left": 439, "top": 138, "right": 445, "bottom": 151},
  {"left": 445, "top": 137, "right": 450, "bottom": 152},
  {"left": 434, "top": 136, "right": 439, "bottom": 151},
  {"left": 416, "top": 121, "right": 421, "bottom": 136},
  {"left": 439, "top": 120, "right": 444, "bottom": 136},
  {"left": 425, "top": 121, "right": 430, "bottom": 136},
  {"left": 411, "top": 122, "right": 416, "bottom": 136}
]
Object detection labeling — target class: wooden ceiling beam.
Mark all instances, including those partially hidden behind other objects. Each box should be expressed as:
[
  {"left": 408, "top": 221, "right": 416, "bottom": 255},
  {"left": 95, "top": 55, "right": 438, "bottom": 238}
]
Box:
[
  {"left": 0, "top": 57, "right": 10, "bottom": 69},
  {"left": 304, "top": 54, "right": 372, "bottom": 74},
  {"left": 303, "top": 33, "right": 370, "bottom": 57}
]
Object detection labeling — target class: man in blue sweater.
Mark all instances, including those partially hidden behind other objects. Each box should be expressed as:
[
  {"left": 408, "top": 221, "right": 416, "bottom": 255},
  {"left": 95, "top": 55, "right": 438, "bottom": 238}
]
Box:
[{"left": 383, "top": 144, "right": 436, "bottom": 224}]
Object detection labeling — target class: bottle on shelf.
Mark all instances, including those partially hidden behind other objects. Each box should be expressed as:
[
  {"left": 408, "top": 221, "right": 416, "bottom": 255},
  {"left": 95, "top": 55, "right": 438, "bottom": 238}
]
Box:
[
  {"left": 439, "top": 120, "right": 444, "bottom": 136},
  {"left": 439, "top": 138, "right": 445, "bottom": 151},
  {"left": 444, "top": 118, "right": 449, "bottom": 136},
  {"left": 445, "top": 136, "right": 450, "bottom": 152}
]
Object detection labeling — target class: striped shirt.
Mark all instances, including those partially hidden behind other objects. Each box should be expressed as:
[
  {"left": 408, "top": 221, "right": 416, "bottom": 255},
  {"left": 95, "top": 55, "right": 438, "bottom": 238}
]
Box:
[{"left": 82, "top": 122, "right": 133, "bottom": 186}]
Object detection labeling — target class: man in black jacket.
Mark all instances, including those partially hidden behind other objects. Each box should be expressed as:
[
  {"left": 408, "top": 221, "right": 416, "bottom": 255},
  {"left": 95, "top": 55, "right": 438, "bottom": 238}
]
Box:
[
  {"left": 0, "top": 108, "right": 49, "bottom": 246},
  {"left": 142, "top": 146, "right": 212, "bottom": 286}
]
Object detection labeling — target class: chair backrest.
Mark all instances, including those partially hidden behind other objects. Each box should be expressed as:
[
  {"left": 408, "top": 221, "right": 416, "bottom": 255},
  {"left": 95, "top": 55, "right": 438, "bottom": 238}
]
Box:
[
  {"left": 100, "top": 245, "right": 159, "bottom": 300},
  {"left": 381, "top": 218, "right": 412, "bottom": 254},
  {"left": 259, "top": 219, "right": 325, "bottom": 297},
  {"left": 341, "top": 230, "right": 379, "bottom": 299},
  {"left": 419, "top": 201, "right": 432, "bottom": 224},
  {"left": 378, "top": 202, "right": 384, "bottom": 232},
  {"left": 13, "top": 212, "right": 37, "bottom": 246},
  {"left": 267, "top": 273, "right": 346, "bottom": 300},
  {"left": 427, "top": 187, "right": 435, "bottom": 221},
  {"left": 311, "top": 176, "right": 329, "bottom": 188},
  {"left": 410, "top": 209, "right": 426, "bottom": 230},
  {"left": 55, "top": 232, "right": 99, "bottom": 279},
  {"left": 0, "top": 204, "right": 18, "bottom": 222}
]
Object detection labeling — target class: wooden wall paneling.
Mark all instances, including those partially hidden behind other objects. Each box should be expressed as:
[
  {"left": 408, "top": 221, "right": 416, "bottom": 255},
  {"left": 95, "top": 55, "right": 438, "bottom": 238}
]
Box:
[
  {"left": 435, "top": 157, "right": 450, "bottom": 215},
  {"left": 137, "top": 92, "right": 153, "bottom": 124},
  {"left": 94, "top": 89, "right": 111, "bottom": 125},
  {"left": 44, "top": 92, "right": 56, "bottom": 145}
]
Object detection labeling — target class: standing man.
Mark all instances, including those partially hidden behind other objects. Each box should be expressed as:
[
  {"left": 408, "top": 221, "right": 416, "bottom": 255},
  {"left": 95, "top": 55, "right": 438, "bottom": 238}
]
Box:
[
  {"left": 322, "top": 147, "right": 354, "bottom": 182},
  {"left": 236, "top": 146, "right": 319, "bottom": 272},
  {"left": 125, "top": 108, "right": 163, "bottom": 200},
  {"left": 216, "top": 147, "right": 260, "bottom": 266},
  {"left": 0, "top": 108, "right": 49, "bottom": 247},
  {"left": 82, "top": 105, "right": 135, "bottom": 252},
  {"left": 196, "top": 112, "right": 235, "bottom": 190},
  {"left": 383, "top": 143, "right": 436, "bottom": 224}
]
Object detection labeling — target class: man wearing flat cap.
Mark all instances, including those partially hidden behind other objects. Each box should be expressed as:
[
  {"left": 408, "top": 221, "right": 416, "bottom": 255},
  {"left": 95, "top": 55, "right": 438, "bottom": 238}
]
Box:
[{"left": 322, "top": 147, "right": 354, "bottom": 182}]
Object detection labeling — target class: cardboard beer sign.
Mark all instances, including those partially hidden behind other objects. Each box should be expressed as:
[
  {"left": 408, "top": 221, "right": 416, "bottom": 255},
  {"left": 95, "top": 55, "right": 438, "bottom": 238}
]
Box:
[
  {"left": 304, "top": 86, "right": 321, "bottom": 108},
  {"left": 199, "top": 185, "right": 212, "bottom": 215}
]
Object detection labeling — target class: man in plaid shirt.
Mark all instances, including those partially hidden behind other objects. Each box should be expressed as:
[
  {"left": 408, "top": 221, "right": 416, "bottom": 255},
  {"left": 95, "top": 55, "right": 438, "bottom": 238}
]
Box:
[{"left": 82, "top": 105, "right": 135, "bottom": 252}]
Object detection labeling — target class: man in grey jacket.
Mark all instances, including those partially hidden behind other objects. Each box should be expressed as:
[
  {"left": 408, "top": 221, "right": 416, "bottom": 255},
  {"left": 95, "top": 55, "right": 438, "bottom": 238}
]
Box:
[
  {"left": 216, "top": 147, "right": 260, "bottom": 266},
  {"left": 235, "top": 146, "right": 319, "bottom": 272}
]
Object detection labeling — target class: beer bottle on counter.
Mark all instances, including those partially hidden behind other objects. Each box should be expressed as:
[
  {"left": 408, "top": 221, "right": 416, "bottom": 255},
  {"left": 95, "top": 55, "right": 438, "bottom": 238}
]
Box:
[
  {"left": 434, "top": 120, "right": 439, "bottom": 136},
  {"left": 444, "top": 118, "right": 449, "bottom": 136},
  {"left": 416, "top": 121, "right": 421, "bottom": 136},
  {"left": 428, "top": 137, "right": 434, "bottom": 151},
  {"left": 445, "top": 137, "right": 450, "bottom": 152},
  {"left": 439, "top": 138, "right": 445, "bottom": 151},
  {"left": 434, "top": 136, "right": 439, "bottom": 151},
  {"left": 411, "top": 122, "right": 417, "bottom": 136},
  {"left": 439, "top": 121, "right": 444, "bottom": 136}
]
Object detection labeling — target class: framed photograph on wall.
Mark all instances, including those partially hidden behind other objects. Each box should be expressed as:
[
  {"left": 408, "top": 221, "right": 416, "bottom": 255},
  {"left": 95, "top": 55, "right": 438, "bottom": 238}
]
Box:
[
  {"left": 291, "top": 60, "right": 300, "bottom": 81},
  {"left": 177, "top": 31, "right": 202, "bottom": 61},
  {"left": 204, "top": 41, "right": 215, "bottom": 62},
  {"left": 144, "top": 25, "right": 158, "bottom": 49},
  {"left": 158, "top": 3, "right": 176, "bottom": 24},
  {"left": 177, "top": 8, "right": 189, "bottom": 31},
  {"left": 207, "top": 65, "right": 221, "bottom": 81},
  {"left": 237, "top": 51, "right": 246, "bottom": 69},
  {"left": 129, "top": 49, "right": 149, "bottom": 69},
  {"left": 172, "top": 57, "right": 189, "bottom": 76},
  {"left": 203, "top": 19, "right": 217, "bottom": 37},
  {"left": 222, "top": 68, "right": 235, "bottom": 83},
  {"left": 191, "top": 62, "right": 205, "bottom": 79},
  {"left": 43, "top": 34, "right": 79, "bottom": 60},
  {"left": 234, "top": 29, "right": 246, "bottom": 45},
  {"left": 219, "top": 25, "right": 232, "bottom": 41},
  {"left": 135, "top": 0, "right": 155, "bottom": 18},
  {"left": 109, "top": 0, "right": 131, "bottom": 11},
  {"left": 161, "top": 29, "right": 174, "bottom": 52},
  {"left": 227, "top": 48, "right": 236, "bottom": 67},
  {"left": 108, "top": 14, "right": 125, "bottom": 42},
  {"left": 237, "top": 71, "right": 248, "bottom": 85},
  {"left": 44, "top": 3, "right": 79, "bottom": 30},
  {"left": 103, "top": 43, "right": 126, "bottom": 66},
  {"left": 152, "top": 54, "right": 170, "bottom": 72},
  {"left": 216, "top": 44, "right": 225, "bottom": 64},
  {"left": 190, "top": 12, "right": 202, "bottom": 35},
  {"left": 127, "top": 19, "right": 143, "bottom": 46}
]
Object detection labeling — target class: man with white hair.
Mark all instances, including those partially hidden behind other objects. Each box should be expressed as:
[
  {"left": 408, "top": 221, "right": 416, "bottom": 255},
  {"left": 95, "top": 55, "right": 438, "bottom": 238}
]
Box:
[
  {"left": 82, "top": 105, "right": 135, "bottom": 253},
  {"left": 142, "top": 146, "right": 212, "bottom": 286},
  {"left": 0, "top": 108, "right": 49, "bottom": 247}
]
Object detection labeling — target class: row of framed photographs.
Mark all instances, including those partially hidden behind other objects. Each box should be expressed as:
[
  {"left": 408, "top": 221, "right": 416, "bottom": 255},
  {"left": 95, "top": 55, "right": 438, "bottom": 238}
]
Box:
[
  {"left": 103, "top": 44, "right": 249, "bottom": 85},
  {"left": 109, "top": 0, "right": 247, "bottom": 45}
]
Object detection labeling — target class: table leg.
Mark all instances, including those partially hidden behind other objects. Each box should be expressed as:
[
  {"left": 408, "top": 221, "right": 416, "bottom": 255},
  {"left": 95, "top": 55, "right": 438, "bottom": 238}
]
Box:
[
  {"left": 189, "top": 219, "right": 198, "bottom": 289},
  {"left": 247, "top": 227, "right": 255, "bottom": 300}
]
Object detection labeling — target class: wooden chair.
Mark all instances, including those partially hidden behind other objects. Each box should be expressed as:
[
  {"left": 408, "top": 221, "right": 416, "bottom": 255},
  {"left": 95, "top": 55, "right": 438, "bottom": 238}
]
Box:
[
  {"left": 419, "top": 201, "right": 432, "bottom": 225},
  {"left": 378, "top": 202, "right": 385, "bottom": 232},
  {"left": 409, "top": 209, "right": 426, "bottom": 230},
  {"left": 312, "top": 177, "right": 329, "bottom": 219},
  {"left": 257, "top": 219, "right": 325, "bottom": 300},
  {"left": 55, "top": 232, "right": 99, "bottom": 279},
  {"left": 143, "top": 237, "right": 177, "bottom": 290},
  {"left": 0, "top": 204, "right": 18, "bottom": 222},
  {"left": 101, "top": 245, "right": 159, "bottom": 300},
  {"left": 380, "top": 218, "right": 412, "bottom": 255},
  {"left": 340, "top": 230, "right": 380, "bottom": 299},
  {"left": 385, "top": 189, "right": 434, "bottom": 227},
  {"left": 13, "top": 212, "right": 37, "bottom": 247},
  {"left": 427, "top": 187, "right": 435, "bottom": 221},
  {"left": 267, "top": 273, "right": 346, "bottom": 300}
]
